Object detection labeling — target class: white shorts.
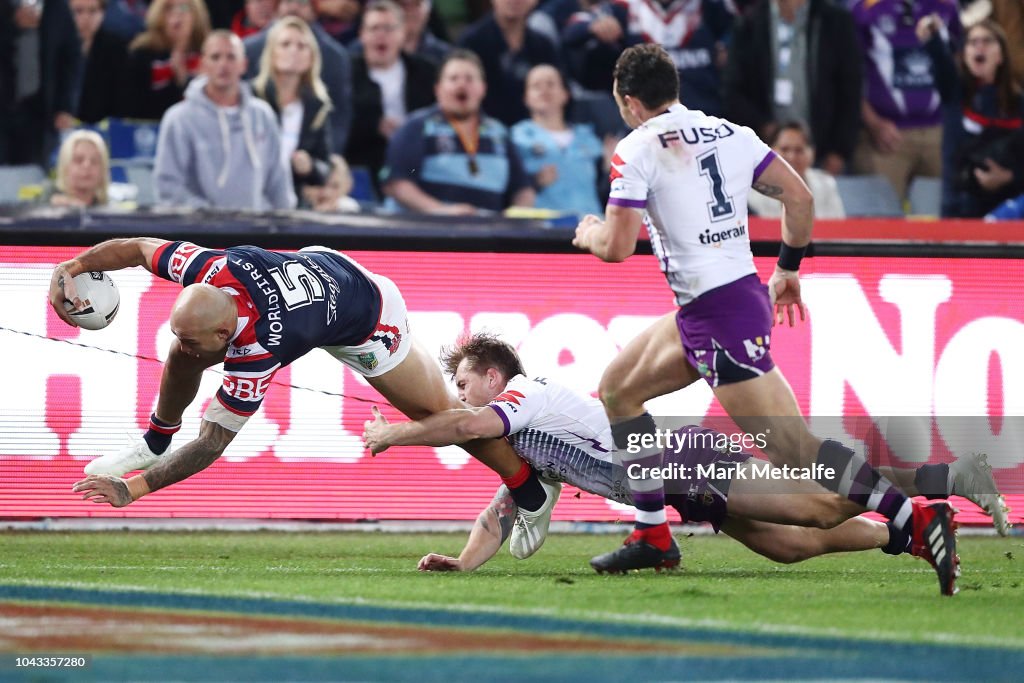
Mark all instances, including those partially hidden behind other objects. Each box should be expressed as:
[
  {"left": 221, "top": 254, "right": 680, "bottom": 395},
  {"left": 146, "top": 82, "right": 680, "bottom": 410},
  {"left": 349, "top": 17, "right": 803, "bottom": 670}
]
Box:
[{"left": 319, "top": 268, "right": 412, "bottom": 378}]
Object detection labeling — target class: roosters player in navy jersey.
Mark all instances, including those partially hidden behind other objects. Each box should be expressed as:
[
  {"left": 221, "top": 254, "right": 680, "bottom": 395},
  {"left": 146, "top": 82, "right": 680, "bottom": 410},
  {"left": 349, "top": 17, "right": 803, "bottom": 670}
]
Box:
[{"left": 50, "top": 238, "right": 559, "bottom": 559}]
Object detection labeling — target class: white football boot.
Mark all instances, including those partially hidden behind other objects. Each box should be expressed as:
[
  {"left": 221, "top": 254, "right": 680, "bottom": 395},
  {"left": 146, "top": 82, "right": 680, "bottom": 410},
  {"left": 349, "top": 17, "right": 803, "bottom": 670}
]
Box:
[
  {"left": 950, "top": 452, "right": 1011, "bottom": 536},
  {"left": 84, "top": 437, "right": 166, "bottom": 476},
  {"left": 509, "top": 479, "right": 561, "bottom": 559}
]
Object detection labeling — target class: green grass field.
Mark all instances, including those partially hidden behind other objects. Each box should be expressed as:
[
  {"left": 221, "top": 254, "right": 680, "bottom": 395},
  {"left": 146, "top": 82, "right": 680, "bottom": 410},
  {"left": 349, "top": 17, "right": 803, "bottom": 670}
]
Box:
[{"left": 2, "top": 530, "right": 1022, "bottom": 648}]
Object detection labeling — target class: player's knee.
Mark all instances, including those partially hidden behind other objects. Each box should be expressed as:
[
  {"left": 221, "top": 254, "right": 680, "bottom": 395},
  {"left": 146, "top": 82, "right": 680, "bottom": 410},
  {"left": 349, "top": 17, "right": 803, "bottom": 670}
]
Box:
[
  {"left": 597, "top": 380, "right": 620, "bottom": 414},
  {"left": 598, "top": 378, "right": 641, "bottom": 417},
  {"left": 165, "top": 344, "right": 200, "bottom": 371}
]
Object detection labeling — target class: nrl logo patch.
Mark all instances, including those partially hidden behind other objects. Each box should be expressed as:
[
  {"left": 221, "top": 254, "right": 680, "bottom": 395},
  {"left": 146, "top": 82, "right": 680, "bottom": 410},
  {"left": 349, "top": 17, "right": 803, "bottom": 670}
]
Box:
[{"left": 357, "top": 352, "right": 378, "bottom": 371}]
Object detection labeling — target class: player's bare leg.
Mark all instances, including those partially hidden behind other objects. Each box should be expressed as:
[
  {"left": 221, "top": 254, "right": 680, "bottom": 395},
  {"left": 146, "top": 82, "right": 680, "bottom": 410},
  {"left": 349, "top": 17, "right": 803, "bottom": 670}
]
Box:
[
  {"left": 368, "top": 340, "right": 559, "bottom": 558},
  {"left": 712, "top": 368, "right": 820, "bottom": 468},
  {"left": 592, "top": 313, "right": 698, "bottom": 572},
  {"left": 720, "top": 516, "right": 890, "bottom": 564},
  {"left": 599, "top": 313, "right": 700, "bottom": 418},
  {"left": 715, "top": 370, "right": 959, "bottom": 594},
  {"left": 723, "top": 511, "right": 957, "bottom": 595},
  {"left": 367, "top": 340, "right": 522, "bottom": 477},
  {"left": 715, "top": 371, "right": 1000, "bottom": 531},
  {"left": 724, "top": 459, "right": 863, "bottom": 528},
  {"left": 713, "top": 369, "right": 917, "bottom": 527}
]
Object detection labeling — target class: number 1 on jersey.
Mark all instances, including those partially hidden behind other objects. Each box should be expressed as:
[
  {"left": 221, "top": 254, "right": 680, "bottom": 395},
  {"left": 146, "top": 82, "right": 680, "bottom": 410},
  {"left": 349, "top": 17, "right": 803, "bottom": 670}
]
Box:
[{"left": 698, "top": 149, "right": 735, "bottom": 222}]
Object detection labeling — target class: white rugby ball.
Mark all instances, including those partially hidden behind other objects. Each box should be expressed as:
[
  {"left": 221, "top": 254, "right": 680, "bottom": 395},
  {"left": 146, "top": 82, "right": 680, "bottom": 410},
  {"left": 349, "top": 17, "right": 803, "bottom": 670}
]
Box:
[{"left": 63, "top": 271, "right": 120, "bottom": 330}]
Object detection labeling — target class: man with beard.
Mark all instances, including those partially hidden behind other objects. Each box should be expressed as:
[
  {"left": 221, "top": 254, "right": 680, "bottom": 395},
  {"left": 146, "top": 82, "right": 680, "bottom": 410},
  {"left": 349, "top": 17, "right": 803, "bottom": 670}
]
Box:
[{"left": 381, "top": 49, "right": 535, "bottom": 215}]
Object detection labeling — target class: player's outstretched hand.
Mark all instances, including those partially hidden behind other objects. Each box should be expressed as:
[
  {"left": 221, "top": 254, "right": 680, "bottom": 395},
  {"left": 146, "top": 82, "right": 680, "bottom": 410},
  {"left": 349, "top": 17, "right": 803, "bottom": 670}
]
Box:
[
  {"left": 72, "top": 475, "right": 133, "bottom": 507},
  {"left": 362, "top": 405, "right": 392, "bottom": 455},
  {"left": 572, "top": 214, "right": 603, "bottom": 252},
  {"left": 48, "top": 262, "right": 83, "bottom": 327},
  {"left": 767, "top": 267, "right": 807, "bottom": 328},
  {"left": 418, "top": 553, "right": 463, "bottom": 571}
]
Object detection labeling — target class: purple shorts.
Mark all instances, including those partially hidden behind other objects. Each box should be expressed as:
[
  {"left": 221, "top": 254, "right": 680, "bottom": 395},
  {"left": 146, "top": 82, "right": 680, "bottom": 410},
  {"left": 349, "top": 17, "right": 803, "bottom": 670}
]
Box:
[
  {"left": 675, "top": 274, "right": 776, "bottom": 387},
  {"left": 663, "top": 427, "right": 752, "bottom": 532}
]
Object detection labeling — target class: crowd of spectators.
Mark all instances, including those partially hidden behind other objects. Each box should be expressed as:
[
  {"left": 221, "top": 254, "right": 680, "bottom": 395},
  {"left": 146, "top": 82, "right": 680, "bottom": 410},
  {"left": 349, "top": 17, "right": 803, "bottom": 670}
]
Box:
[{"left": 4, "top": 0, "right": 1024, "bottom": 219}]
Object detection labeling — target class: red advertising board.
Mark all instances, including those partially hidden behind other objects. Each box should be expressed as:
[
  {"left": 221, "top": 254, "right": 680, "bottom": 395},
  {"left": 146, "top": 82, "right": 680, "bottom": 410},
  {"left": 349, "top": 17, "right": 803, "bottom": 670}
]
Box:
[{"left": 1, "top": 247, "right": 1021, "bottom": 526}]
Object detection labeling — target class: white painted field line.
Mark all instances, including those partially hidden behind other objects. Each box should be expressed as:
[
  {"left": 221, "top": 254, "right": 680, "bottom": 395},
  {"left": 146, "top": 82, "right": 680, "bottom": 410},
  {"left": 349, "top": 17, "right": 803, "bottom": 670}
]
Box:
[{"left": 13, "top": 564, "right": 387, "bottom": 573}]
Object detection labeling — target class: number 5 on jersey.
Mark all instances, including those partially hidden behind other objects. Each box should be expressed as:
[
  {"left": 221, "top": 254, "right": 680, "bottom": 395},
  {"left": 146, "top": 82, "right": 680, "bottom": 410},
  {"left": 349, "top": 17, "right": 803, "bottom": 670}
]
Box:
[{"left": 270, "top": 261, "right": 326, "bottom": 310}]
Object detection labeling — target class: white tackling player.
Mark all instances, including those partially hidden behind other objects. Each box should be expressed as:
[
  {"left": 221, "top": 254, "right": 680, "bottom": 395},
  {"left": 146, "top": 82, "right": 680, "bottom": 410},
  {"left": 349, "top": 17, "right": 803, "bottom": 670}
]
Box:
[{"left": 361, "top": 333, "right": 966, "bottom": 581}]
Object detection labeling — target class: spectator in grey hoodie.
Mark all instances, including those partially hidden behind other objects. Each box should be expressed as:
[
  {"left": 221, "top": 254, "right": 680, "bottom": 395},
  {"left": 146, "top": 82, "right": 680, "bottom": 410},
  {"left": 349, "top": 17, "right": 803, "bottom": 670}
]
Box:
[{"left": 155, "top": 30, "right": 296, "bottom": 210}]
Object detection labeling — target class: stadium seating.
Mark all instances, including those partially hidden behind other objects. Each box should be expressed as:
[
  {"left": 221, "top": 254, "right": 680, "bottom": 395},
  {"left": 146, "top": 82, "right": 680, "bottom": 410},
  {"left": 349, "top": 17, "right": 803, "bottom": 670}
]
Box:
[
  {"left": 349, "top": 166, "right": 379, "bottom": 203},
  {"left": 908, "top": 177, "right": 943, "bottom": 218},
  {"left": 123, "top": 165, "right": 156, "bottom": 206},
  {"left": 835, "top": 174, "right": 905, "bottom": 218},
  {"left": 104, "top": 118, "right": 161, "bottom": 163},
  {"left": 0, "top": 165, "right": 47, "bottom": 204}
]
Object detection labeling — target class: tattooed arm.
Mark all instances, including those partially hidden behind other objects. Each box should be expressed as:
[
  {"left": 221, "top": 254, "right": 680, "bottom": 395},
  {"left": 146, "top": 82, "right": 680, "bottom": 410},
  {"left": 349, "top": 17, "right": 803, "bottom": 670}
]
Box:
[
  {"left": 72, "top": 420, "right": 237, "bottom": 507},
  {"left": 142, "top": 420, "right": 236, "bottom": 491},
  {"left": 753, "top": 155, "right": 814, "bottom": 326},
  {"left": 418, "top": 486, "right": 518, "bottom": 572},
  {"left": 752, "top": 155, "right": 814, "bottom": 250}
]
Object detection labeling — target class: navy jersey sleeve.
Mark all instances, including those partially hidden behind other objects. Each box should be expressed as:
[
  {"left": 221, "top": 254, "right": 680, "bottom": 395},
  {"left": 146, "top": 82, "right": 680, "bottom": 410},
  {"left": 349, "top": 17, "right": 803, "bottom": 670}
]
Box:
[{"left": 152, "top": 241, "right": 227, "bottom": 286}]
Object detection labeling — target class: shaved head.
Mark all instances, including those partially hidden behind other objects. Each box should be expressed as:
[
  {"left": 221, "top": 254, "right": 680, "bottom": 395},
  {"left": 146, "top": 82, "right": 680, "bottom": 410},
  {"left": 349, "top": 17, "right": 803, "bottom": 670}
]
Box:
[{"left": 169, "top": 284, "right": 237, "bottom": 356}]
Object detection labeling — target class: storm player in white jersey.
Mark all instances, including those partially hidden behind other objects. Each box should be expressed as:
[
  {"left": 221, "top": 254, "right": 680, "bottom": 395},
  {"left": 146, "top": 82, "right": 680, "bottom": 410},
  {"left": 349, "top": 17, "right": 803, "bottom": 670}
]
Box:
[
  {"left": 570, "top": 44, "right": 1003, "bottom": 594},
  {"left": 362, "top": 333, "right": 944, "bottom": 579}
]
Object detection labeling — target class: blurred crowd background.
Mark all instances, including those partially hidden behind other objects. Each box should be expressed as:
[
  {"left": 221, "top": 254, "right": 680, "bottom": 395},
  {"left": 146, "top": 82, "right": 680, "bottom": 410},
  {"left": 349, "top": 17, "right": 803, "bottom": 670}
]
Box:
[{"left": 3, "top": 0, "right": 1024, "bottom": 220}]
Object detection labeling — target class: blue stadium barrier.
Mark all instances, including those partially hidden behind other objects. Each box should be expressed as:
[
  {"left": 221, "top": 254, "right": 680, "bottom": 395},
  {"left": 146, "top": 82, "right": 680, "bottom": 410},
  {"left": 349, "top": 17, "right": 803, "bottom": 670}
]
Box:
[
  {"left": 908, "top": 177, "right": 942, "bottom": 217},
  {"left": 349, "top": 166, "right": 379, "bottom": 203},
  {"left": 835, "top": 175, "right": 905, "bottom": 218},
  {"left": 105, "top": 118, "right": 161, "bottom": 162},
  {"left": 0, "top": 165, "right": 47, "bottom": 203}
]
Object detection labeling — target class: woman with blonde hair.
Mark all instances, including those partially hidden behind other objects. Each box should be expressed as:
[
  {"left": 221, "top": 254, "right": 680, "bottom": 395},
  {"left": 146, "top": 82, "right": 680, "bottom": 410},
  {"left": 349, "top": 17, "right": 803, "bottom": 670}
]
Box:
[
  {"left": 252, "top": 16, "right": 333, "bottom": 203},
  {"left": 119, "top": 0, "right": 212, "bottom": 120},
  {"left": 51, "top": 130, "right": 111, "bottom": 207}
]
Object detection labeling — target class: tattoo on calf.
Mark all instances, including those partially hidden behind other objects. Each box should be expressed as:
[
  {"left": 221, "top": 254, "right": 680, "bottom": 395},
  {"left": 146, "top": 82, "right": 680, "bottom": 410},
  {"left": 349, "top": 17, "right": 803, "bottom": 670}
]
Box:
[{"left": 496, "top": 493, "right": 516, "bottom": 543}]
